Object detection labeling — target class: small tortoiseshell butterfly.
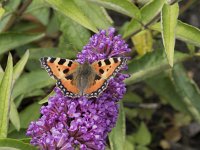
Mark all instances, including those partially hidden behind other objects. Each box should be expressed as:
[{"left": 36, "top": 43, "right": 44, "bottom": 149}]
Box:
[{"left": 40, "top": 57, "right": 127, "bottom": 98}]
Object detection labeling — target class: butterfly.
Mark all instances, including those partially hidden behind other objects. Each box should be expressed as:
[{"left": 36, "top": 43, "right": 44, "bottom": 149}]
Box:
[{"left": 40, "top": 57, "right": 127, "bottom": 98}]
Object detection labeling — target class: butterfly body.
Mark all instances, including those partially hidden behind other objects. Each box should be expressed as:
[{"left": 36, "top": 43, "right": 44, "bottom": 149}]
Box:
[
  {"left": 69, "top": 61, "right": 96, "bottom": 96},
  {"left": 40, "top": 57, "right": 127, "bottom": 98}
]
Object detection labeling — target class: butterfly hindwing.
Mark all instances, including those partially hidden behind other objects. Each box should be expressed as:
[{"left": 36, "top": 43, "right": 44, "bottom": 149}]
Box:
[
  {"left": 40, "top": 57, "right": 80, "bottom": 97},
  {"left": 57, "top": 78, "right": 80, "bottom": 97},
  {"left": 84, "top": 75, "right": 108, "bottom": 98},
  {"left": 84, "top": 57, "right": 127, "bottom": 98}
]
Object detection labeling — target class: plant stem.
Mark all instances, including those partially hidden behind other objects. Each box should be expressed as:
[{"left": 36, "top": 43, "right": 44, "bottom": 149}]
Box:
[{"left": 3, "top": 0, "right": 33, "bottom": 31}]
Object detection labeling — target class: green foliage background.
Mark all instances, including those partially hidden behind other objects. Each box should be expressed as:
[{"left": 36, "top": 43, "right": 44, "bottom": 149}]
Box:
[{"left": 0, "top": 0, "right": 200, "bottom": 149}]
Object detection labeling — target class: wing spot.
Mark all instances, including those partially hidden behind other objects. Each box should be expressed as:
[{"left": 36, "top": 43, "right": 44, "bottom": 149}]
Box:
[
  {"left": 68, "top": 61, "right": 73, "bottom": 67},
  {"left": 98, "top": 61, "right": 102, "bottom": 67},
  {"left": 94, "top": 74, "right": 101, "bottom": 80},
  {"left": 58, "top": 59, "right": 66, "bottom": 65},
  {"left": 50, "top": 58, "right": 56, "bottom": 63},
  {"left": 104, "top": 59, "right": 111, "bottom": 65},
  {"left": 99, "top": 69, "right": 104, "bottom": 74},
  {"left": 113, "top": 57, "right": 119, "bottom": 63},
  {"left": 65, "top": 74, "right": 73, "bottom": 80},
  {"left": 63, "top": 68, "right": 69, "bottom": 74}
]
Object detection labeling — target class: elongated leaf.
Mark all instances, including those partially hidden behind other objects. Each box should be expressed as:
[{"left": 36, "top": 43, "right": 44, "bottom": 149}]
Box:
[
  {"left": 8, "top": 129, "right": 27, "bottom": 139},
  {"left": 0, "top": 0, "right": 21, "bottom": 32},
  {"left": 0, "top": 67, "right": 4, "bottom": 84},
  {"left": 131, "top": 30, "right": 153, "bottom": 56},
  {"left": 38, "top": 90, "right": 55, "bottom": 104},
  {"left": 134, "top": 122, "right": 151, "bottom": 145},
  {"left": 12, "top": 70, "right": 55, "bottom": 100},
  {"left": 0, "top": 33, "right": 44, "bottom": 55},
  {"left": 9, "top": 103, "right": 41, "bottom": 133},
  {"left": 124, "top": 140, "right": 135, "bottom": 150},
  {"left": 26, "top": 0, "right": 50, "bottom": 26},
  {"left": 161, "top": 3, "right": 179, "bottom": 67},
  {"left": 9, "top": 101, "right": 20, "bottom": 131},
  {"left": 109, "top": 102, "right": 125, "bottom": 150},
  {"left": 146, "top": 73, "right": 189, "bottom": 114},
  {"left": 0, "top": 54, "right": 13, "bottom": 138},
  {"left": 123, "top": 0, "right": 165, "bottom": 38},
  {"left": 150, "top": 20, "right": 200, "bottom": 47},
  {"left": 0, "top": 72, "right": 3, "bottom": 84},
  {"left": 172, "top": 65, "right": 200, "bottom": 122},
  {"left": 45, "top": 0, "right": 98, "bottom": 32},
  {"left": 58, "top": 14, "right": 91, "bottom": 50},
  {"left": 125, "top": 50, "right": 190, "bottom": 85},
  {"left": 13, "top": 50, "right": 29, "bottom": 84},
  {"left": 85, "top": 0, "right": 140, "bottom": 19},
  {"left": 20, "top": 103, "right": 41, "bottom": 129},
  {"left": 0, "top": 7, "right": 5, "bottom": 20},
  {"left": 74, "top": 0, "right": 112, "bottom": 29},
  {"left": 29, "top": 48, "right": 76, "bottom": 60},
  {"left": 0, "top": 138, "right": 37, "bottom": 150}
]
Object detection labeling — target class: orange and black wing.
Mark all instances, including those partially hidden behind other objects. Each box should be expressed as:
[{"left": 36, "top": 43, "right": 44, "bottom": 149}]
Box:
[
  {"left": 40, "top": 57, "right": 80, "bottom": 97},
  {"left": 84, "top": 57, "right": 127, "bottom": 98}
]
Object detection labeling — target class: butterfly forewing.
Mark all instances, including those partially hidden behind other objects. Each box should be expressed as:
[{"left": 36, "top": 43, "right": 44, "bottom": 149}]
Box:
[
  {"left": 92, "top": 57, "right": 127, "bottom": 80},
  {"left": 40, "top": 57, "right": 80, "bottom": 97},
  {"left": 85, "top": 57, "right": 127, "bottom": 98}
]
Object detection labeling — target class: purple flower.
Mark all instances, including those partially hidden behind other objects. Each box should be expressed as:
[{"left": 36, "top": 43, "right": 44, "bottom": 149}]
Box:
[{"left": 27, "top": 27, "right": 130, "bottom": 150}]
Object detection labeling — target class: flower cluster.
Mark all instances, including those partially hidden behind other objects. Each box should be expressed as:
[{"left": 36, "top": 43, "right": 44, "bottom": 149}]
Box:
[{"left": 27, "top": 28, "right": 130, "bottom": 150}]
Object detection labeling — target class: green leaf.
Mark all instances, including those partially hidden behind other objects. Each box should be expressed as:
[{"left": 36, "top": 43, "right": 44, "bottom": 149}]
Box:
[
  {"left": 124, "top": 139, "right": 135, "bottom": 150},
  {"left": 131, "top": 30, "right": 153, "bottom": 56},
  {"left": 8, "top": 129, "right": 27, "bottom": 139},
  {"left": 85, "top": 0, "right": 141, "bottom": 19},
  {"left": 0, "top": 54, "right": 13, "bottom": 138},
  {"left": 29, "top": 48, "right": 76, "bottom": 60},
  {"left": 123, "top": 0, "right": 165, "bottom": 38},
  {"left": 125, "top": 50, "right": 191, "bottom": 85},
  {"left": 12, "top": 70, "right": 55, "bottom": 100},
  {"left": 9, "top": 102, "right": 20, "bottom": 131},
  {"left": 9, "top": 103, "right": 41, "bottom": 133},
  {"left": 74, "top": 0, "right": 112, "bottom": 29},
  {"left": 109, "top": 102, "right": 125, "bottom": 150},
  {"left": 13, "top": 50, "right": 29, "bottom": 84},
  {"left": 150, "top": 20, "right": 200, "bottom": 47},
  {"left": 161, "top": 3, "right": 179, "bottom": 67},
  {"left": 124, "top": 140, "right": 135, "bottom": 150},
  {"left": 58, "top": 14, "right": 91, "bottom": 50},
  {"left": 146, "top": 72, "right": 189, "bottom": 114},
  {"left": 38, "top": 90, "right": 55, "bottom": 104},
  {"left": 25, "top": 0, "right": 50, "bottom": 25},
  {"left": 18, "top": 138, "right": 31, "bottom": 144},
  {"left": 0, "top": 7, "right": 5, "bottom": 20},
  {"left": 136, "top": 145, "right": 149, "bottom": 150},
  {"left": 176, "top": 21, "right": 200, "bottom": 47},
  {"left": 45, "top": 0, "right": 98, "bottom": 32},
  {"left": 19, "top": 103, "right": 41, "bottom": 129},
  {"left": 0, "top": 33, "right": 45, "bottom": 55},
  {"left": 134, "top": 122, "right": 151, "bottom": 146},
  {"left": 0, "top": 67, "right": 4, "bottom": 84},
  {"left": 172, "top": 65, "right": 200, "bottom": 122},
  {"left": 0, "top": 0, "right": 21, "bottom": 32},
  {"left": 0, "top": 138, "right": 37, "bottom": 150}
]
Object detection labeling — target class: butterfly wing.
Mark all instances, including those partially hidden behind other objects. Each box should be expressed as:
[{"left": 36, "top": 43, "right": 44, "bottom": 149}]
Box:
[
  {"left": 40, "top": 57, "right": 80, "bottom": 97},
  {"left": 84, "top": 57, "right": 127, "bottom": 98}
]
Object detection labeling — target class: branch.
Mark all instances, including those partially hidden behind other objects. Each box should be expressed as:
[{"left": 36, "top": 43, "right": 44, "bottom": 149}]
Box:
[{"left": 3, "top": 0, "right": 33, "bottom": 31}]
